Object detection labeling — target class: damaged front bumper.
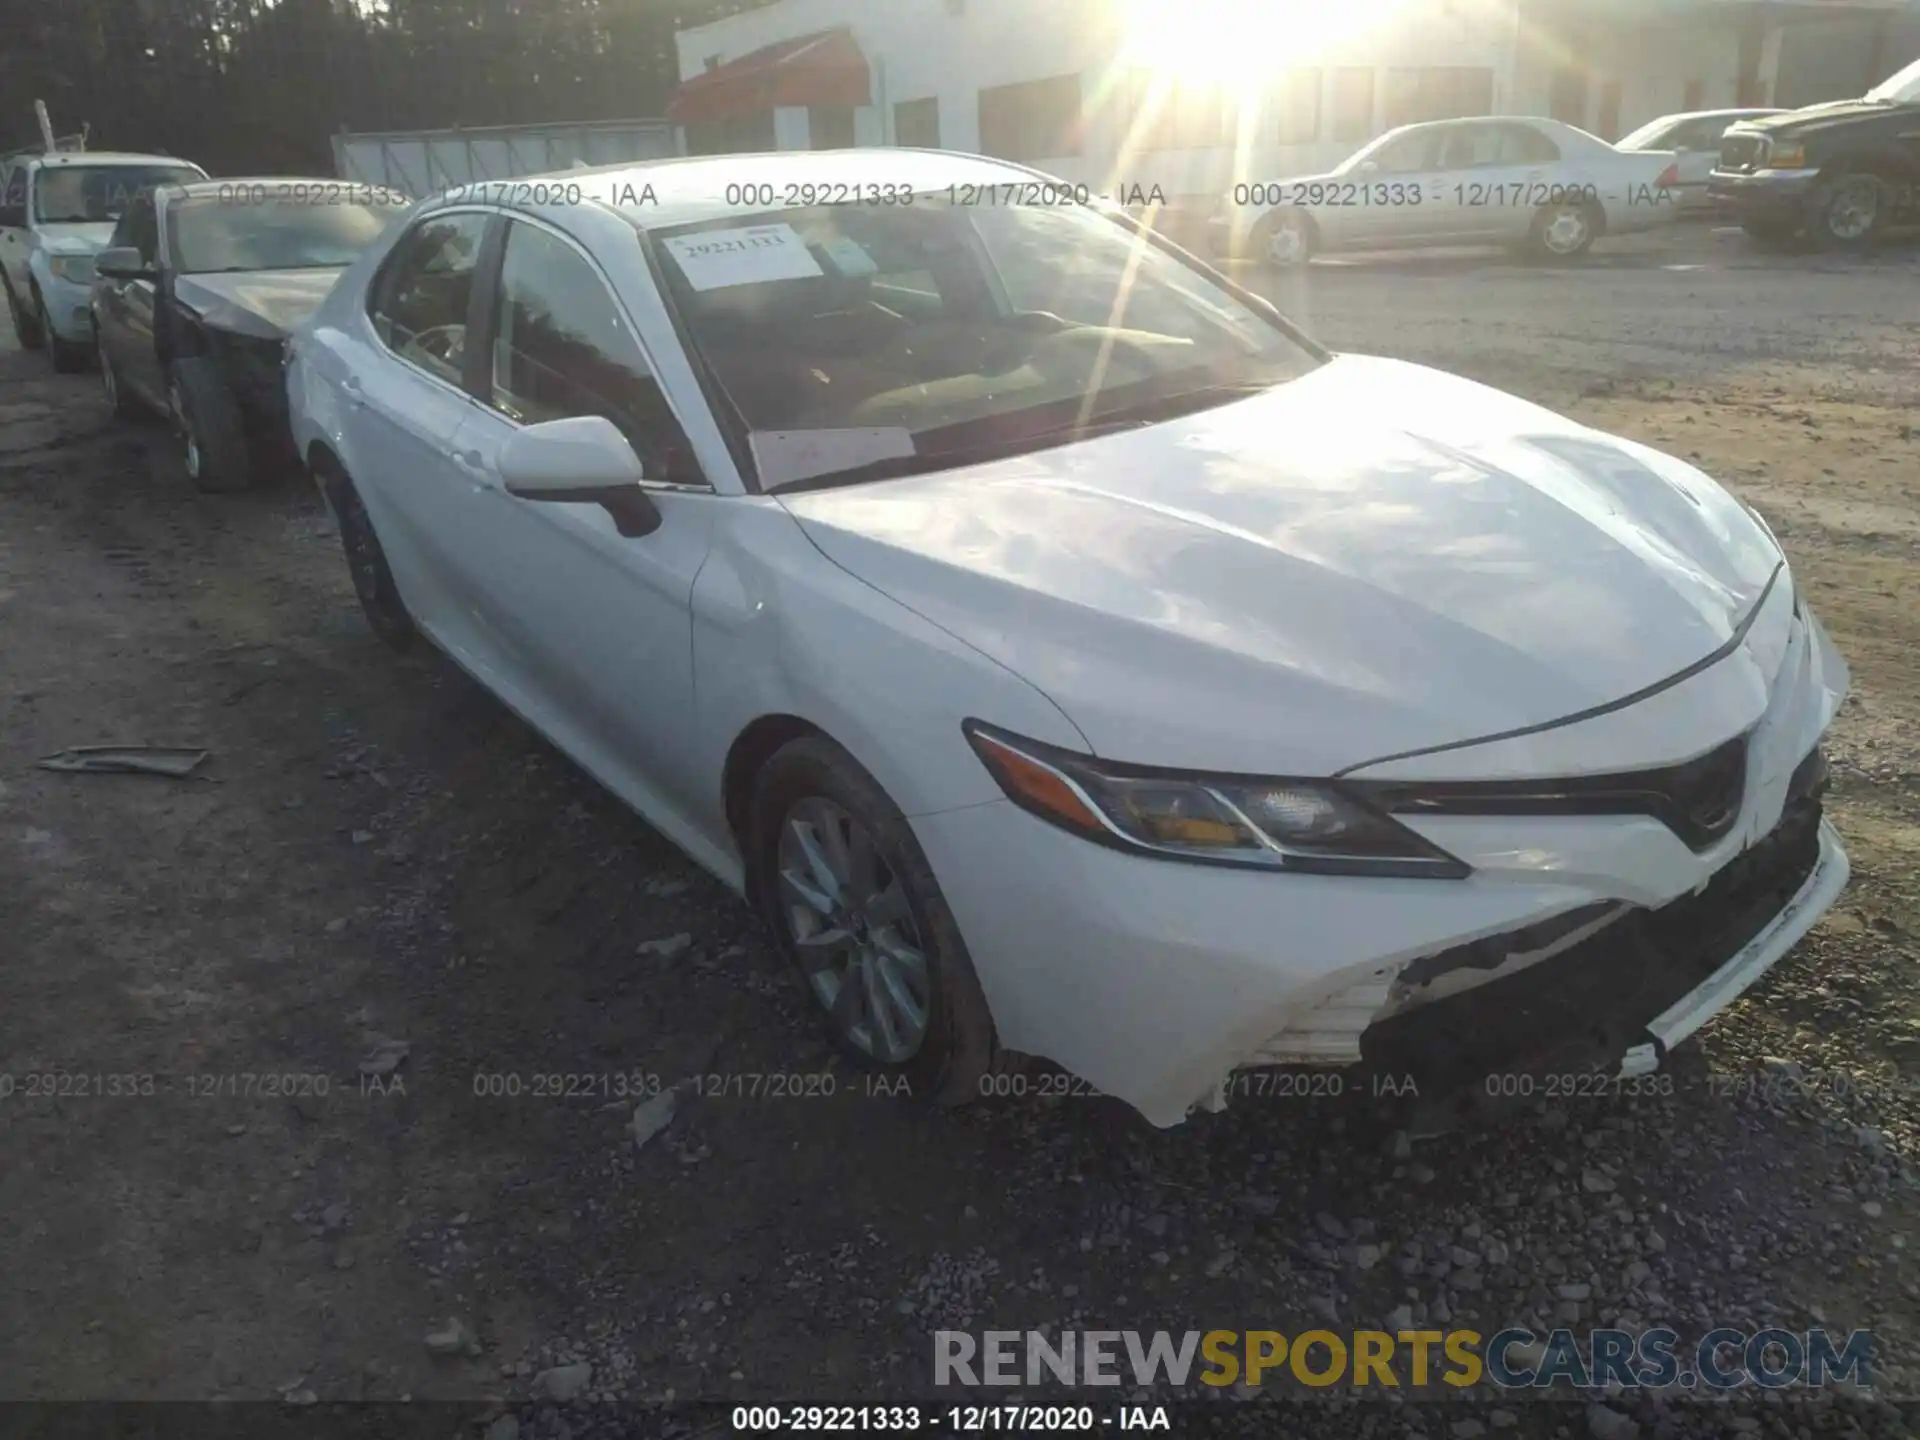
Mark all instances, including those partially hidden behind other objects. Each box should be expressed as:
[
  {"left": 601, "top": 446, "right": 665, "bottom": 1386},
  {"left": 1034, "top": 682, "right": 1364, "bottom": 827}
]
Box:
[{"left": 1346, "top": 773, "right": 1845, "bottom": 1125}]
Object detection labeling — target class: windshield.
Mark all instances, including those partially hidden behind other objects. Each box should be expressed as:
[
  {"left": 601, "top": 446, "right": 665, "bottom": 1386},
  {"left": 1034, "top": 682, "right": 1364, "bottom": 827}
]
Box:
[
  {"left": 1864, "top": 55, "right": 1920, "bottom": 103},
  {"left": 650, "top": 198, "right": 1319, "bottom": 491},
  {"left": 33, "top": 164, "right": 203, "bottom": 223},
  {"left": 171, "top": 195, "right": 411, "bottom": 273}
]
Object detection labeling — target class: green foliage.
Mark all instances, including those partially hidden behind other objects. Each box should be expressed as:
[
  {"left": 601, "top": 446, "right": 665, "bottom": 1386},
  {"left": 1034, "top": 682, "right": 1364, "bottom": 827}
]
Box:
[{"left": 0, "top": 0, "right": 770, "bottom": 173}]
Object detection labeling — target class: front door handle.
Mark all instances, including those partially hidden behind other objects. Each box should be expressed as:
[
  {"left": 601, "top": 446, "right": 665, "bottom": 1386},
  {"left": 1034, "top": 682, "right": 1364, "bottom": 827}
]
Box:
[
  {"left": 453, "top": 449, "right": 487, "bottom": 492},
  {"left": 341, "top": 374, "right": 366, "bottom": 406}
]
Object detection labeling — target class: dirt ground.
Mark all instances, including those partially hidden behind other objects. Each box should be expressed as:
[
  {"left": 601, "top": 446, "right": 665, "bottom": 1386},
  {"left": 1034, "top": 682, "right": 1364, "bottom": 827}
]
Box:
[{"left": 2, "top": 230, "right": 1916, "bottom": 1436}]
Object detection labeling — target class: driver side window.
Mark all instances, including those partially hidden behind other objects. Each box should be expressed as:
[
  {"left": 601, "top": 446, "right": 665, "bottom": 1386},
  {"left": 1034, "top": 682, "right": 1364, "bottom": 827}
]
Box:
[
  {"left": 488, "top": 220, "right": 703, "bottom": 485},
  {"left": 369, "top": 212, "right": 489, "bottom": 387},
  {"left": 1368, "top": 131, "right": 1441, "bottom": 174}
]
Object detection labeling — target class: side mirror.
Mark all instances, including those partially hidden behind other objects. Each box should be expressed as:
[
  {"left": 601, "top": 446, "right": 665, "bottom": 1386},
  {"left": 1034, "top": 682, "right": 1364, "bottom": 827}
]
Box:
[
  {"left": 96, "top": 246, "right": 155, "bottom": 281},
  {"left": 498, "top": 414, "right": 662, "bottom": 537},
  {"left": 0, "top": 201, "right": 25, "bottom": 228}
]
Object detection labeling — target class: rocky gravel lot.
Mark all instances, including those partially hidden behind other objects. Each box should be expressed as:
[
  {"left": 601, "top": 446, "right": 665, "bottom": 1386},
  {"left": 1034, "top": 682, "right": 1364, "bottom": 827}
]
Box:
[{"left": 1, "top": 227, "right": 1916, "bottom": 1439}]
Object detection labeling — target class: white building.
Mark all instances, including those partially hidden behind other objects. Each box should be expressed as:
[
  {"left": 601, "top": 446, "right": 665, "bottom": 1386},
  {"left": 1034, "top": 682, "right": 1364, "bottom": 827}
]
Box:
[{"left": 671, "top": 0, "right": 1919, "bottom": 218}]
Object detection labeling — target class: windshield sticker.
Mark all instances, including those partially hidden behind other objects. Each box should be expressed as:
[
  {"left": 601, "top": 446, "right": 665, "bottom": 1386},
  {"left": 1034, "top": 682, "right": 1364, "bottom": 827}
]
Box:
[
  {"left": 819, "top": 235, "right": 879, "bottom": 277},
  {"left": 662, "top": 223, "right": 824, "bottom": 290},
  {"left": 750, "top": 428, "right": 916, "bottom": 488}
]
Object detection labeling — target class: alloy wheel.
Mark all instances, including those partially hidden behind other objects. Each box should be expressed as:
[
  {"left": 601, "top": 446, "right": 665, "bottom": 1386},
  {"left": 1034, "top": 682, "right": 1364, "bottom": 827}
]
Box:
[
  {"left": 776, "top": 796, "right": 930, "bottom": 1063},
  {"left": 1265, "top": 219, "right": 1309, "bottom": 266},
  {"left": 1541, "top": 204, "right": 1591, "bottom": 255}
]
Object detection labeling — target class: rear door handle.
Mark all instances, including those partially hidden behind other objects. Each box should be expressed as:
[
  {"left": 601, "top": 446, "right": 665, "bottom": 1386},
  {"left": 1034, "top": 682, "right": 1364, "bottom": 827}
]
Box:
[{"left": 342, "top": 374, "right": 365, "bottom": 405}]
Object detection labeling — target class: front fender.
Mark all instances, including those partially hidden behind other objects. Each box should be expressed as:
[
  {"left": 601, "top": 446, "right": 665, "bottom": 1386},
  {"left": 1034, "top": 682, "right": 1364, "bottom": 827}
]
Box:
[{"left": 689, "top": 499, "right": 1091, "bottom": 832}]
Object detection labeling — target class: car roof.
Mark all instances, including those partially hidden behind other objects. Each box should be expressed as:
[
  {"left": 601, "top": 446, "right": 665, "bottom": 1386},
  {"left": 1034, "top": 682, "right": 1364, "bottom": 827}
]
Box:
[
  {"left": 1370, "top": 114, "right": 1613, "bottom": 153},
  {"left": 419, "top": 148, "right": 1054, "bottom": 229},
  {"left": 1647, "top": 107, "right": 1784, "bottom": 122},
  {"left": 27, "top": 151, "right": 203, "bottom": 169},
  {"left": 169, "top": 176, "right": 409, "bottom": 196}
]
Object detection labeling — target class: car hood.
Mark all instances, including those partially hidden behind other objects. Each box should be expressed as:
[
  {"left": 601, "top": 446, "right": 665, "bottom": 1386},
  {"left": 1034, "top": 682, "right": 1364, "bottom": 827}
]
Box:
[
  {"left": 36, "top": 222, "right": 117, "bottom": 255},
  {"left": 1734, "top": 98, "right": 1916, "bottom": 135},
  {"left": 172, "top": 268, "right": 342, "bottom": 340},
  {"left": 781, "top": 354, "right": 1785, "bottom": 777}
]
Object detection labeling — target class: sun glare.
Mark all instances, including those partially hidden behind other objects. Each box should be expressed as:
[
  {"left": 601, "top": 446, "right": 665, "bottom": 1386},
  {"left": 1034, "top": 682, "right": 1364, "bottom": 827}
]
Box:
[{"left": 1118, "top": 0, "right": 1408, "bottom": 84}]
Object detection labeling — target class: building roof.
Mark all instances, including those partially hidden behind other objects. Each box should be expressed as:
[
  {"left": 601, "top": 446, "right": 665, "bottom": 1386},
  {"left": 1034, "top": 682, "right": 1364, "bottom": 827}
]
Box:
[{"left": 667, "top": 28, "right": 871, "bottom": 124}]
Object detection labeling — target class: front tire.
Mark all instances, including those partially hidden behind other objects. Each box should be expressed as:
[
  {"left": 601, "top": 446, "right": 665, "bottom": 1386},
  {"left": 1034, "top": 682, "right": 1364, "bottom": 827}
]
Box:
[
  {"left": 4, "top": 276, "right": 43, "bottom": 349},
  {"left": 38, "top": 291, "right": 90, "bottom": 372},
  {"left": 1807, "top": 169, "right": 1888, "bottom": 251},
  {"left": 747, "top": 736, "right": 1008, "bottom": 1105},
  {"left": 1528, "top": 199, "right": 1601, "bottom": 259},
  {"left": 321, "top": 464, "right": 417, "bottom": 651},
  {"left": 168, "top": 356, "right": 253, "bottom": 492}
]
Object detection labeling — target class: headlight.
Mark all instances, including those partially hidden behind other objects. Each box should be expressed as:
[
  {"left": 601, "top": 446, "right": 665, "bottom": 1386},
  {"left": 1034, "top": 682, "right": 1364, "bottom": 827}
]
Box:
[
  {"left": 963, "top": 722, "right": 1470, "bottom": 879},
  {"left": 1767, "top": 143, "right": 1807, "bottom": 169},
  {"left": 47, "top": 255, "right": 95, "bottom": 284}
]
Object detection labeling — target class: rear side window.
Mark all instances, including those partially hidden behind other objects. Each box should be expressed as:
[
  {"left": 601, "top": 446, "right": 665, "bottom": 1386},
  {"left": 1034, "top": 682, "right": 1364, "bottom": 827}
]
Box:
[
  {"left": 487, "top": 220, "right": 702, "bottom": 485},
  {"left": 1496, "top": 124, "right": 1561, "bottom": 164},
  {"left": 368, "top": 212, "right": 489, "bottom": 387}
]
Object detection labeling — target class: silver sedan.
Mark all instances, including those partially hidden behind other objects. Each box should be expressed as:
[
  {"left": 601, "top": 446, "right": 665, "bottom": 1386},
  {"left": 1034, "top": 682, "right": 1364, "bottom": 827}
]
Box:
[{"left": 1212, "top": 116, "right": 1684, "bottom": 265}]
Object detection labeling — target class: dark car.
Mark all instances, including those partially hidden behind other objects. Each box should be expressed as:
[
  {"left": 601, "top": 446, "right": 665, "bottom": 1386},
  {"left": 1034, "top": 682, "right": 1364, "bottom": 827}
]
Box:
[
  {"left": 1708, "top": 56, "right": 1920, "bottom": 248},
  {"left": 90, "top": 177, "right": 412, "bottom": 491}
]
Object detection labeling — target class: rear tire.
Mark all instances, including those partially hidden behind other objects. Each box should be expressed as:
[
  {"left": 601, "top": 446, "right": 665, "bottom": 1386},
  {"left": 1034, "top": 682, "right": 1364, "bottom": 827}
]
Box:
[
  {"left": 169, "top": 356, "right": 254, "bottom": 492},
  {"left": 97, "top": 328, "right": 144, "bottom": 420},
  {"left": 321, "top": 463, "right": 417, "bottom": 651},
  {"left": 38, "top": 291, "right": 90, "bottom": 372},
  {"left": 1257, "top": 211, "right": 1315, "bottom": 268},
  {"left": 746, "top": 736, "right": 1011, "bottom": 1106},
  {"left": 4, "top": 276, "right": 42, "bottom": 349}
]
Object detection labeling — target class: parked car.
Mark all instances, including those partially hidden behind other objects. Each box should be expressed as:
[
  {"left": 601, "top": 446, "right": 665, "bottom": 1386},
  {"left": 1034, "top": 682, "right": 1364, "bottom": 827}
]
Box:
[
  {"left": 1209, "top": 116, "right": 1683, "bottom": 265},
  {"left": 288, "top": 149, "right": 1850, "bottom": 1128},
  {"left": 91, "top": 177, "right": 412, "bottom": 491},
  {"left": 1615, "top": 107, "right": 1785, "bottom": 211},
  {"left": 0, "top": 149, "right": 207, "bottom": 371},
  {"left": 1709, "top": 55, "right": 1920, "bottom": 248}
]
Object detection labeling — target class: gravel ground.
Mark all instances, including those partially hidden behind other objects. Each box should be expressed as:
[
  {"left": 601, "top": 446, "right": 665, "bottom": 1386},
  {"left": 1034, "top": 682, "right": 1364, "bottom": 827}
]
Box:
[{"left": 1, "top": 226, "right": 1916, "bottom": 1439}]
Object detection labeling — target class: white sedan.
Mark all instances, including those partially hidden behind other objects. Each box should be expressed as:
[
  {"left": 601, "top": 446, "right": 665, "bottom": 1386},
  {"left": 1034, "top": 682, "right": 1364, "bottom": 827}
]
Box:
[
  {"left": 287, "top": 149, "right": 1849, "bottom": 1128},
  {"left": 1211, "top": 116, "right": 1684, "bottom": 264},
  {"left": 1616, "top": 107, "right": 1786, "bottom": 211}
]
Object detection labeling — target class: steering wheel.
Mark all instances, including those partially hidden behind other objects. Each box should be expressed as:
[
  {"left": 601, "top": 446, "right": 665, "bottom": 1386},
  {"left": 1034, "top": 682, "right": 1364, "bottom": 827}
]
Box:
[{"left": 400, "top": 323, "right": 466, "bottom": 372}]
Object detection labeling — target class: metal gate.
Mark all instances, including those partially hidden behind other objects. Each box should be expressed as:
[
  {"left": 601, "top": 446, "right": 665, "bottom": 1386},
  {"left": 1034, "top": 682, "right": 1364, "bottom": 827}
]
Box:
[{"left": 331, "top": 119, "right": 681, "bottom": 197}]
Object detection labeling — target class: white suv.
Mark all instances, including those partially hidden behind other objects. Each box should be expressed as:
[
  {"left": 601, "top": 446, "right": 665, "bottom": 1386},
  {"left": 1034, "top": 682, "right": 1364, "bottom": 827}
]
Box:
[{"left": 0, "top": 150, "right": 206, "bottom": 371}]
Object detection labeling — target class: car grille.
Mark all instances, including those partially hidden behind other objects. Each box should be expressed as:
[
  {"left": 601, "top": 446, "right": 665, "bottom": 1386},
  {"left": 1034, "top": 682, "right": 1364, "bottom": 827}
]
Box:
[
  {"left": 1719, "top": 133, "right": 1768, "bottom": 172},
  {"left": 1356, "top": 751, "right": 1828, "bottom": 1094},
  {"left": 1357, "top": 733, "right": 1750, "bottom": 854}
]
